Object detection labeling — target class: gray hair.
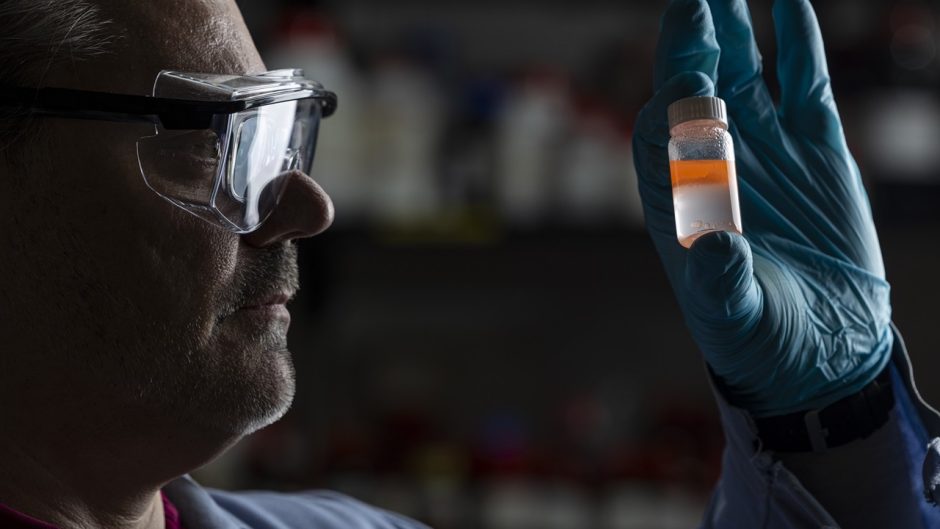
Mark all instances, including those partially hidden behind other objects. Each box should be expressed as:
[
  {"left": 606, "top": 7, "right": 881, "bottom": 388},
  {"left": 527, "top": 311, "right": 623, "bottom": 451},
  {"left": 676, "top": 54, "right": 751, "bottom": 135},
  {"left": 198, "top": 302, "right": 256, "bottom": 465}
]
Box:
[{"left": 0, "top": 0, "right": 119, "bottom": 160}]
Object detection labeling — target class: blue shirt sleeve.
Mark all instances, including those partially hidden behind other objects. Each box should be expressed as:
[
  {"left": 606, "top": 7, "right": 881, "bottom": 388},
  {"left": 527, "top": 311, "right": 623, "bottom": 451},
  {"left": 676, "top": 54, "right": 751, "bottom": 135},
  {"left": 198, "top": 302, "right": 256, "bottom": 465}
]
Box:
[
  {"left": 700, "top": 325, "right": 940, "bottom": 529},
  {"left": 164, "top": 476, "right": 430, "bottom": 529}
]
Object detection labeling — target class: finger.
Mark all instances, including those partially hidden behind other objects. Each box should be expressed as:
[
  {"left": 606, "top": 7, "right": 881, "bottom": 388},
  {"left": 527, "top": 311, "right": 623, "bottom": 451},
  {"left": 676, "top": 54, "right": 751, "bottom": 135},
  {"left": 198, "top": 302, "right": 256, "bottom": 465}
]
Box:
[
  {"left": 636, "top": 71, "right": 716, "bottom": 150},
  {"left": 773, "top": 0, "right": 845, "bottom": 148},
  {"left": 682, "top": 231, "right": 763, "bottom": 375},
  {"left": 634, "top": 72, "right": 715, "bottom": 242},
  {"left": 706, "top": 0, "right": 778, "bottom": 134},
  {"left": 653, "top": 0, "right": 720, "bottom": 91}
]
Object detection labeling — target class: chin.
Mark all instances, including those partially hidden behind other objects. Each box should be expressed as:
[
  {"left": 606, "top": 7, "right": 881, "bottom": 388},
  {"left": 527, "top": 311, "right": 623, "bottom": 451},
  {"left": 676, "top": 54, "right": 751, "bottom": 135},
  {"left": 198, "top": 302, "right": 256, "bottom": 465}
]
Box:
[
  {"left": 238, "top": 349, "right": 296, "bottom": 435},
  {"left": 166, "top": 334, "right": 298, "bottom": 440},
  {"left": 221, "top": 346, "right": 297, "bottom": 437}
]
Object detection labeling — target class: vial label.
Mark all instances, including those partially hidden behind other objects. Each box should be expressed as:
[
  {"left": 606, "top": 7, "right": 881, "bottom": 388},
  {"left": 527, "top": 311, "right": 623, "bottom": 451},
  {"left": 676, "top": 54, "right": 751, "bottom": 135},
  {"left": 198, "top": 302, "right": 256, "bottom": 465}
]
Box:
[{"left": 669, "top": 159, "right": 742, "bottom": 248}]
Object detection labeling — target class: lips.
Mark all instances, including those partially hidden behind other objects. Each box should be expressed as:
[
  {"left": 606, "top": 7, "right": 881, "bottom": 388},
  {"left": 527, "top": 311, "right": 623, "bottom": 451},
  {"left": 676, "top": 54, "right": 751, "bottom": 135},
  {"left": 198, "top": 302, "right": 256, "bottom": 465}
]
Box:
[
  {"left": 230, "top": 290, "right": 293, "bottom": 324},
  {"left": 241, "top": 291, "right": 293, "bottom": 310}
]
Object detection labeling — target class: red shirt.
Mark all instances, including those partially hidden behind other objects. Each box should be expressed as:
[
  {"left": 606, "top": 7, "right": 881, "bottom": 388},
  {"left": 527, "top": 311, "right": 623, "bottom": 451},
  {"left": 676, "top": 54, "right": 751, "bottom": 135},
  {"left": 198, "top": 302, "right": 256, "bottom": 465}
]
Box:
[{"left": 0, "top": 492, "right": 185, "bottom": 529}]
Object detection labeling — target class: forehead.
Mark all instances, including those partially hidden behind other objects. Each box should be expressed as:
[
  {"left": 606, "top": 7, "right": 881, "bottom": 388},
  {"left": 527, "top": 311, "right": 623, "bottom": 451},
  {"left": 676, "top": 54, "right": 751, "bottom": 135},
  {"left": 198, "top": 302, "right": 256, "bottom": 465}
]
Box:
[{"left": 50, "top": 0, "right": 264, "bottom": 94}]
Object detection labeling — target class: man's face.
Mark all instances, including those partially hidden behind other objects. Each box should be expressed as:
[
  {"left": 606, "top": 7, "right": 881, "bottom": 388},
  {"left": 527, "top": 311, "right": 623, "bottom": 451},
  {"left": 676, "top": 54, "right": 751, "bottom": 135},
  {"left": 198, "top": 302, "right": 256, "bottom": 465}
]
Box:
[{"left": 0, "top": 0, "right": 332, "bottom": 441}]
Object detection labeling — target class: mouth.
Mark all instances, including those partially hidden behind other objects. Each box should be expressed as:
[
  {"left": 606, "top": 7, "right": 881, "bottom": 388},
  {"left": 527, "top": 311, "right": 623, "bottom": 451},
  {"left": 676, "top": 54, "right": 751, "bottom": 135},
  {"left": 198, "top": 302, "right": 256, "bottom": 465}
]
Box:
[
  {"left": 241, "top": 291, "right": 293, "bottom": 310},
  {"left": 224, "top": 290, "right": 295, "bottom": 324}
]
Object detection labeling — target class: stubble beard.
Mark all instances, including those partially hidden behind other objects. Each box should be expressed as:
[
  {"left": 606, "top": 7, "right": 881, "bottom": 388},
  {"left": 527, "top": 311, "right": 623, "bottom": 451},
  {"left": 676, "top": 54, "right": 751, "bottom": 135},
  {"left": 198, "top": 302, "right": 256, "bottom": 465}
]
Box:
[
  {"left": 123, "top": 308, "right": 296, "bottom": 441},
  {"left": 125, "top": 243, "right": 302, "bottom": 439}
]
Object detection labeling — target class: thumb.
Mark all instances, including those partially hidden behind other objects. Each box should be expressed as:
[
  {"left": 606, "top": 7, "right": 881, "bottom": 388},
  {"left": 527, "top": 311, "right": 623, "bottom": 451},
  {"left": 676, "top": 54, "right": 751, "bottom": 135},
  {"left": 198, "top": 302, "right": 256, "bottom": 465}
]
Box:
[{"left": 682, "top": 231, "right": 763, "bottom": 365}]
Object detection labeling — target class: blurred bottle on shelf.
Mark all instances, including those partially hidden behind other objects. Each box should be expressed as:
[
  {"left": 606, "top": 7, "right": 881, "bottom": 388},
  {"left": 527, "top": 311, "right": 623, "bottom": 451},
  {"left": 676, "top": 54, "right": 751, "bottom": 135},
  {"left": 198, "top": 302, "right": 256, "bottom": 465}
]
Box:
[
  {"left": 557, "top": 99, "right": 638, "bottom": 226},
  {"left": 888, "top": 2, "right": 937, "bottom": 75},
  {"left": 481, "top": 478, "right": 543, "bottom": 529},
  {"left": 495, "top": 69, "right": 571, "bottom": 227},
  {"left": 861, "top": 89, "right": 940, "bottom": 183},
  {"left": 601, "top": 483, "right": 705, "bottom": 529},
  {"left": 412, "top": 441, "right": 471, "bottom": 529},
  {"left": 543, "top": 483, "right": 593, "bottom": 529},
  {"left": 366, "top": 54, "right": 446, "bottom": 227},
  {"left": 435, "top": 77, "right": 504, "bottom": 241},
  {"left": 481, "top": 479, "right": 593, "bottom": 529},
  {"left": 265, "top": 10, "right": 370, "bottom": 224}
]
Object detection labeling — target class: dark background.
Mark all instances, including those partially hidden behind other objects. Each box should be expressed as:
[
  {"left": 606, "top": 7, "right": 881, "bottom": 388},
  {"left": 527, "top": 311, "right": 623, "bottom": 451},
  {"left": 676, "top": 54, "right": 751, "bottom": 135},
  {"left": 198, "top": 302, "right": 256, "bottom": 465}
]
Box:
[{"left": 195, "top": 1, "right": 940, "bottom": 528}]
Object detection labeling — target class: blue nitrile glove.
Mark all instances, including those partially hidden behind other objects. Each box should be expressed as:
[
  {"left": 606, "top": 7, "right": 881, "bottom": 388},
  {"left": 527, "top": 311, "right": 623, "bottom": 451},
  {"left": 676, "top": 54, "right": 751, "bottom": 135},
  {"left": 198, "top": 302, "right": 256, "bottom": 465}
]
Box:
[{"left": 633, "top": 0, "right": 893, "bottom": 417}]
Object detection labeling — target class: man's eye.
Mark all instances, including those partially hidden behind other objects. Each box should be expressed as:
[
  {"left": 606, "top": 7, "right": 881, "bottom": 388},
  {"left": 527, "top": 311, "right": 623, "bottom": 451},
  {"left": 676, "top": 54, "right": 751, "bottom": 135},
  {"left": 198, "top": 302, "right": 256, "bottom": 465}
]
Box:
[
  {"left": 185, "top": 152, "right": 219, "bottom": 173},
  {"left": 160, "top": 148, "right": 214, "bottom": 164},
  {"left": 188, "top": 140, "right": 219, "bottom": 159},
  {"left": 154, "top": 147, "right": 218, "bottom": 180}
]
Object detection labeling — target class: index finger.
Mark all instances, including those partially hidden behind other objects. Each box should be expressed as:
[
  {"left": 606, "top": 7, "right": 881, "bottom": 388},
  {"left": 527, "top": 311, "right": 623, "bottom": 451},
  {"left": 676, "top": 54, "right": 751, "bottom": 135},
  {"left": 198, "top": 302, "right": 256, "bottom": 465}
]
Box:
[
  {"left": 774, "top": 0, "right": 845, "bottom": 149},
  {"left": 707, "top": 0, "right": 777, "bottom": 134},
  {"left": 653, "top": 0, "right": 720, "bottom": 91}
]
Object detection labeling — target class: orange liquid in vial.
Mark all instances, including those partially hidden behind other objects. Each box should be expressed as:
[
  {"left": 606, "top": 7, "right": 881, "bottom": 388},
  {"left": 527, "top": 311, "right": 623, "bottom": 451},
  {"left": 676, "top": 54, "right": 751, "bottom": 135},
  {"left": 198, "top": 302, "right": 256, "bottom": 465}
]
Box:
[{"left": 669, "top": 159, "right": 742, "bottom": 248}]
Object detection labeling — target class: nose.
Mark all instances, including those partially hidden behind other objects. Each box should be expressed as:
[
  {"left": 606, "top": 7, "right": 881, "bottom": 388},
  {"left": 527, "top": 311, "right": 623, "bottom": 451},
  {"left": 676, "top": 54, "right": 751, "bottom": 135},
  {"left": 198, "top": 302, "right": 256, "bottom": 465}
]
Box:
[{"left": 241, "top": 170, "right": 334, "bottom": 248}]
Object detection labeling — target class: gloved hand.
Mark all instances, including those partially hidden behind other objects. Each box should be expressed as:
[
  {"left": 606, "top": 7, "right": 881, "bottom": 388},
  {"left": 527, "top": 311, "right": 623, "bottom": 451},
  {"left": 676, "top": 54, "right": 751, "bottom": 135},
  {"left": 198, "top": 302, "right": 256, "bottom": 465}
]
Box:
[{"left": 633, "top": 0, "right": 892, "bottom": 417}]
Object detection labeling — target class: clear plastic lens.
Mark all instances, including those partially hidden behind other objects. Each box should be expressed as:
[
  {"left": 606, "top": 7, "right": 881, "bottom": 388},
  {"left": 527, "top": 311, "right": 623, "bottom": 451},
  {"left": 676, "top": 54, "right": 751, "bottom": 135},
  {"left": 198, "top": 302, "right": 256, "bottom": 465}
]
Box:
[
  {"left": 229, "top": 101, "right": 296, "bottom": 199},
  {"left": 215, "top": 99, "right": 319, "bottom": 231},
  {"left": 137, "top": 71, "right": 323, "bottom": 233},
  {"left": 137, "top": 129, "right": 221, "bottom": 205}
]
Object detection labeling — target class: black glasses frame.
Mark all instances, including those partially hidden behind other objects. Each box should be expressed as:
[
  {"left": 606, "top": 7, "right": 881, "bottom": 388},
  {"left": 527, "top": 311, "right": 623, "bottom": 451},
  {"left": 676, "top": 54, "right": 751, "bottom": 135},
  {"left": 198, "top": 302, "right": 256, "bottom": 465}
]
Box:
[{"left": 0, "top": 84, "right": 337, "bottom": 130}]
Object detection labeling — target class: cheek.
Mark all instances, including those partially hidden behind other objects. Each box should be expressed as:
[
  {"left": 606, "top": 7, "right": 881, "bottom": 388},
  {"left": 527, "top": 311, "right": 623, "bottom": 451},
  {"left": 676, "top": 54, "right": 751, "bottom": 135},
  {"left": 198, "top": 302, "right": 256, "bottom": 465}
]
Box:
[
  {"left": 52, "top": 122, "right": 242, "bottom": 344},
  {"left": 69, "top": 200, "right": 243, "bottom": 356},
  {"left": 133, "top": 217, "right": 239, "bottom": 335}
]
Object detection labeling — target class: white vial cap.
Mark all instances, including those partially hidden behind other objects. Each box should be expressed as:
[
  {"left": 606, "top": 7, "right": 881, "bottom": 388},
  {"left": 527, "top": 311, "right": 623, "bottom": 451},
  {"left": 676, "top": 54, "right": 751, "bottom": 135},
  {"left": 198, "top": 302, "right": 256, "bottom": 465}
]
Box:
[{"left": 667, "top": 96, "right": 728, "bottom": 129}]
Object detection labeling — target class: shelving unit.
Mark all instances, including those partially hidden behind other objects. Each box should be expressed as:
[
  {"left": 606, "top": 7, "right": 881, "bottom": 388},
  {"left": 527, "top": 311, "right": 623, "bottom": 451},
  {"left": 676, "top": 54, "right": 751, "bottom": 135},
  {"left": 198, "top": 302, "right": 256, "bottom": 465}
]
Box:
[{"left": 203, "top": 2, "right": 940, "bottom": 527}]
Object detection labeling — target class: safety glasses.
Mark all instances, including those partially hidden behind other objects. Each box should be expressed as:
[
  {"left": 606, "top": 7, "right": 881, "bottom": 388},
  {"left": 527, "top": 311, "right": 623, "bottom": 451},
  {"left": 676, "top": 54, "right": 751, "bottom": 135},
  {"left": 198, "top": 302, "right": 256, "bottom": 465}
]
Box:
[{"left": 0, "top": 70, "right": 337, "bottom": 233}]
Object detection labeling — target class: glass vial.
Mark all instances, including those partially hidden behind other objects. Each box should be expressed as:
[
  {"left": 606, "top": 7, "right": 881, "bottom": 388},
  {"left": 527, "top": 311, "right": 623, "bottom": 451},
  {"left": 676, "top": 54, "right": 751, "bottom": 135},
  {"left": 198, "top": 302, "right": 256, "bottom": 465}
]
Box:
[{"left": 667, "top": 96, "right": 742, "bottom": 248}]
